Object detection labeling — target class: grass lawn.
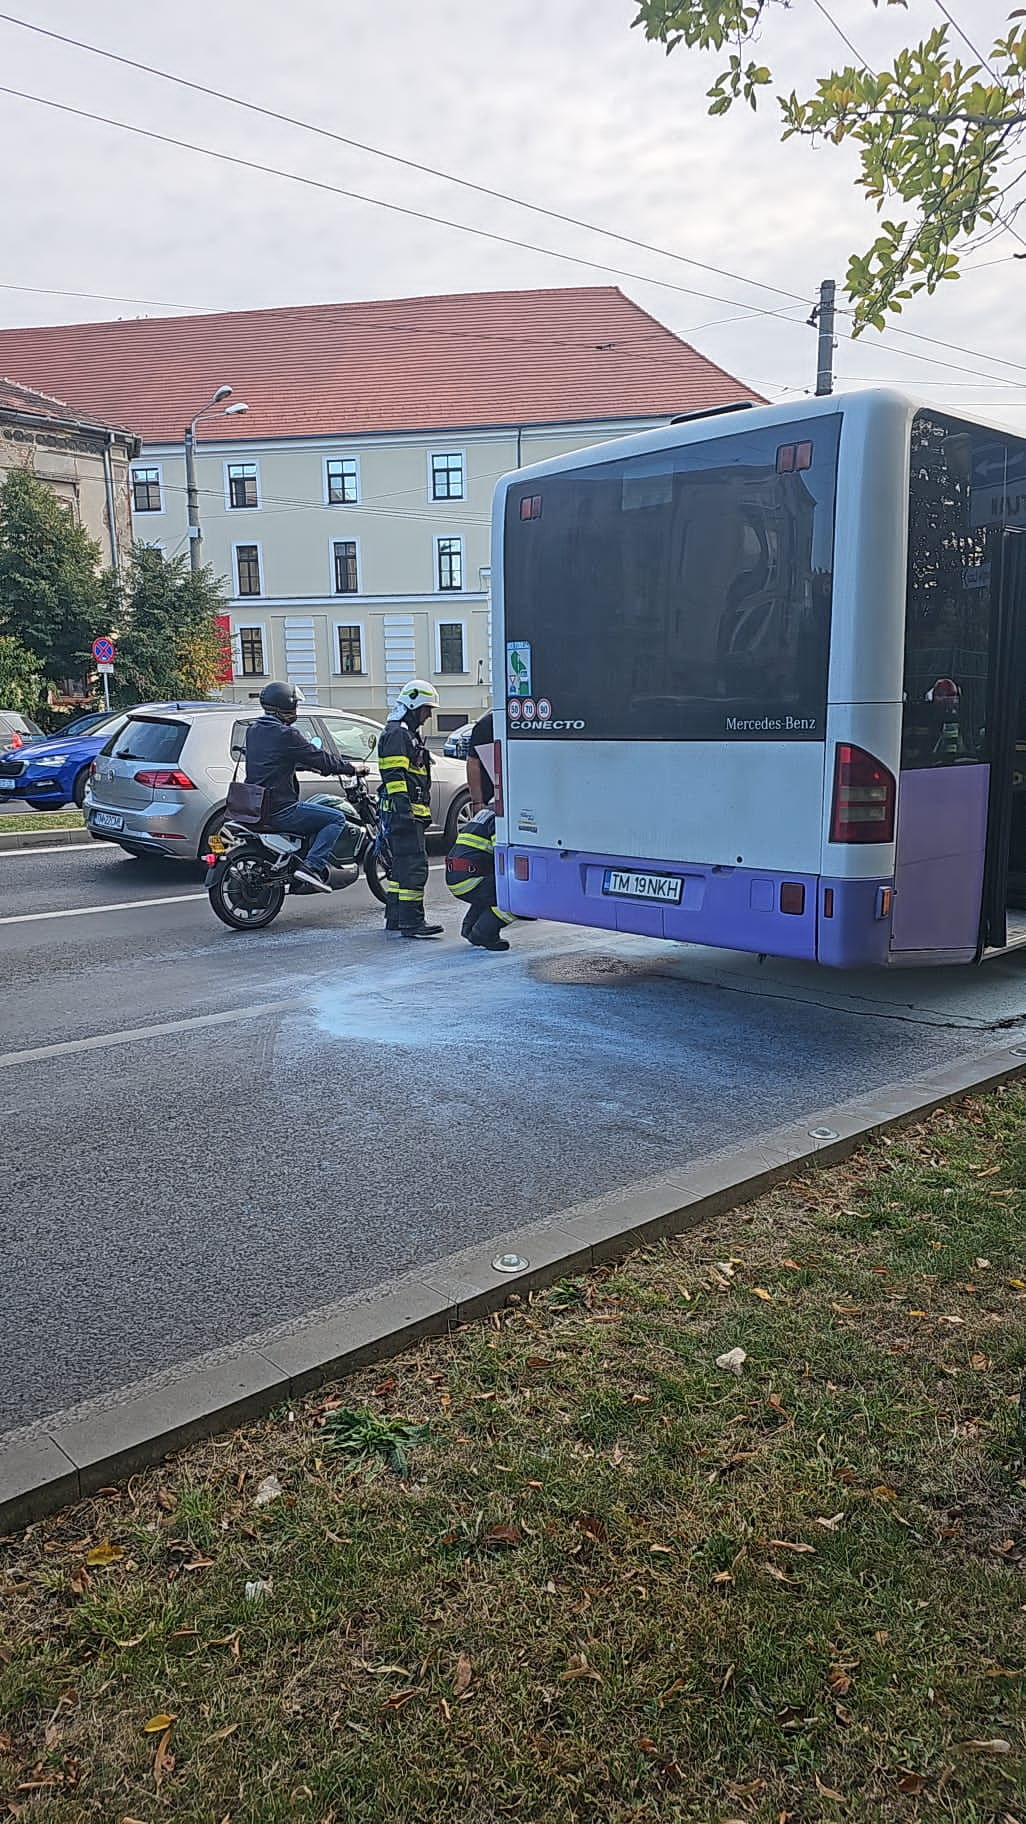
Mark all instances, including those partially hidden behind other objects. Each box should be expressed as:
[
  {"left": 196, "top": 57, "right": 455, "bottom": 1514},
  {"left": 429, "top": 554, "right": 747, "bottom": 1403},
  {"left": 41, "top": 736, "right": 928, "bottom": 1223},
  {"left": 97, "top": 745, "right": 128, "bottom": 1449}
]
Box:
[
  {"left": 1, "top": 1092, "right": 1024, "bottom": 1823},
  {"left": 0, "top": 811, "right": 84, "bottom": 834}
]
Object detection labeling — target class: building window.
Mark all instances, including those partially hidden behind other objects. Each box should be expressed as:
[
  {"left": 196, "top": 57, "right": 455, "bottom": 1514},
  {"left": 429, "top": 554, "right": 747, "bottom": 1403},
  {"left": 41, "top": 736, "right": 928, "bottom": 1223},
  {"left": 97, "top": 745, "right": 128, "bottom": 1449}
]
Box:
[
  {"left": 326, "top": 457, "right": 359, "bottom": 504},
  {"left": 235, "top": 544, "right": 262, "bottom": 596},
  {"left": 226, "top": 462, "right": 259, "bottom": 509},
  {"left": 335, "top": 624, "right": 364, "bottom": 674},
  {"left": 239, "top": 625, "right": 266, "bottom": 675},
  {"left": 437, "top": 621, "right": 466, "bottom": 673},
  {"left": 431, "top": 451, "right": 464, "bottom": 500},
  {"left": 131, "top": 466, "right": 162, "bottom": 512},
  {"left": 436, "top": 536, "right": 463, "bottom": 591},
  {"left": 332, "top": 539, "right": 359, "bottom": 594}
]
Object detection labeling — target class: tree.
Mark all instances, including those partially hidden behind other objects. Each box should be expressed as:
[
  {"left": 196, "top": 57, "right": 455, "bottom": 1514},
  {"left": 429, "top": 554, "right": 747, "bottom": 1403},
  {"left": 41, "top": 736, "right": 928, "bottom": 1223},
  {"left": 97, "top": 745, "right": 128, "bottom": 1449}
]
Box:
[
  {"left": 114, "top": 546, "right": 230, "bottom": 705},
  {"left": 0, "top": 633, "right": 42, "bottom": 714},
  {"left": 0, "top": 467, "right": 114, "bottom": 688},
  {"left": 632, "top": 1, "right": 1026, "bottom": 329}
]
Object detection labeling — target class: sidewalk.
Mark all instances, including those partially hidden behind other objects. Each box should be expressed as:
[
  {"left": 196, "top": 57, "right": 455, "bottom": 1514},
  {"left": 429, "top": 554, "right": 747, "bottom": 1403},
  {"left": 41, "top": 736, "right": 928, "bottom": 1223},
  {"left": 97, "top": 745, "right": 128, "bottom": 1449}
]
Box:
[{"left": 1, "top": 1088, "right": 1022, "bottom": 1821}]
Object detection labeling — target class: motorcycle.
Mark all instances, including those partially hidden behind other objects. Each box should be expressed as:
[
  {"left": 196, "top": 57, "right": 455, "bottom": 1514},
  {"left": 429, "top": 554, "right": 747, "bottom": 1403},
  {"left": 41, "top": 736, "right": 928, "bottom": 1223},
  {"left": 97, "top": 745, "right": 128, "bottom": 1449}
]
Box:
[{"left": 205, "top": 775, "right": 389, "bottom": 931}]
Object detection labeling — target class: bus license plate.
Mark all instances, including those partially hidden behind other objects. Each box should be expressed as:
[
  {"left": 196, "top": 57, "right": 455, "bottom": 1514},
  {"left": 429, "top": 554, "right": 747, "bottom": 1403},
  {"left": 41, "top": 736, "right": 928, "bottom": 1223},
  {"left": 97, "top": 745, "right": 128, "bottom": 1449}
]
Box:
[
  {"left": 602, "top": 868, "right": 683, "bottom": 904},
  {"left": 92, "top": 812, "right": 124, "bottom": 831}
]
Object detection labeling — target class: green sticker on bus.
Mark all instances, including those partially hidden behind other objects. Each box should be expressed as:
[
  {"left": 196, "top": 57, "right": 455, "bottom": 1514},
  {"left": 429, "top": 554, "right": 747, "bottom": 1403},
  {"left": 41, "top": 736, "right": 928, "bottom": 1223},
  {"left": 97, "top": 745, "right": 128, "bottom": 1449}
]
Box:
[{"left": 506, "top": 641, "right": 532, "bottom": 698}]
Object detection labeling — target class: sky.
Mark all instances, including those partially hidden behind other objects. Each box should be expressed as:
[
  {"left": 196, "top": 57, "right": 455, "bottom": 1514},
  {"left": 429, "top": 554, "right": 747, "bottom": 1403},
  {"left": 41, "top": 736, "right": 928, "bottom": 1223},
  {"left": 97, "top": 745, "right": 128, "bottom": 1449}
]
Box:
[{"left": 1, "top": 0, "right": 1024, "bottom": 421}]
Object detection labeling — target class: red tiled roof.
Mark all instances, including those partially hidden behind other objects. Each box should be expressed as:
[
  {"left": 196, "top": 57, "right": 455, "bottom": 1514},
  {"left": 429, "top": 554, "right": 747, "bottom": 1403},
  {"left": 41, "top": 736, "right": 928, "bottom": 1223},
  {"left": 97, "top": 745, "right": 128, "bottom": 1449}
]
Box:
[
  {"left": 0, "top": 287, "right": 761, "bottom": 445},
  {"left": 0, "top": 375, "right": 135, "bottom": 435}
]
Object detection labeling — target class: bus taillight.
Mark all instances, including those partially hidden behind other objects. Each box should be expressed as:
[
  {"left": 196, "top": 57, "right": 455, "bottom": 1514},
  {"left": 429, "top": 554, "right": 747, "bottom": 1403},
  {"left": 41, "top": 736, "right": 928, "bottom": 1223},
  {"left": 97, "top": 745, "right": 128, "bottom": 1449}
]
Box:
[{"left": 830, "top": 743, "right": 895, "bottom": 844}]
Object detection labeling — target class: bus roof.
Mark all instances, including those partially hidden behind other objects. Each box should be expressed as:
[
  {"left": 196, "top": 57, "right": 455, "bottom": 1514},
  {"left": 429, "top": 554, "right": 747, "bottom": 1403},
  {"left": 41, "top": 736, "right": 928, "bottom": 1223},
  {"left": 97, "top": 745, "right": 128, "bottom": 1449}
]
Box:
[{"left": 492, "top": 386, "right": 1026, "bottom": 496}]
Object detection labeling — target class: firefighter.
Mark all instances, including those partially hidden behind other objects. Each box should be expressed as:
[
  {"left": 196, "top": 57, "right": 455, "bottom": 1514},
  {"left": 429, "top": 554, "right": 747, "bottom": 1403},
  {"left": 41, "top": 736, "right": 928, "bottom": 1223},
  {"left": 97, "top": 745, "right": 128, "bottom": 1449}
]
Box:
[
  {"left": 445, "top": 805, "right": 515, "bottom": 951},
  {"left": 378, "top": 679, "right": 444, "bottom": 939}
]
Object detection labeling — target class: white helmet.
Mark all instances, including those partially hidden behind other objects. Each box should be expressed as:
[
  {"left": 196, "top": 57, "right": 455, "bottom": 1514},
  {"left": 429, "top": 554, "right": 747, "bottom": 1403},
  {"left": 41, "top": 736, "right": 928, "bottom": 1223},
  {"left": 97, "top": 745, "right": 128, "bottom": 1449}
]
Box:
[{"left": 394, "top": 679, "right": 439, "bottom": 715}]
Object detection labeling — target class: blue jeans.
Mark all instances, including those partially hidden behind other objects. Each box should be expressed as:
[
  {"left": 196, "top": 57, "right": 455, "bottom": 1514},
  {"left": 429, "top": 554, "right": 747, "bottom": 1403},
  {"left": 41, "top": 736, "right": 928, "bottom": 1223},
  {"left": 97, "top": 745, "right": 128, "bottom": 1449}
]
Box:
[{"left": 266, "top": 800, "right": 346, "bottom": 874}]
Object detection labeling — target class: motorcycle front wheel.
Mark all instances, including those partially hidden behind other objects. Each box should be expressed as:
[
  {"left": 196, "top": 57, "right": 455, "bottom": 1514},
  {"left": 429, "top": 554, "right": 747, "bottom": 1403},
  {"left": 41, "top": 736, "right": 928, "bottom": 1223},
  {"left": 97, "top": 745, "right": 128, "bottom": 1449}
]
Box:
[{"left": 209, "top": 851, "right": 287, "bottom": 930}]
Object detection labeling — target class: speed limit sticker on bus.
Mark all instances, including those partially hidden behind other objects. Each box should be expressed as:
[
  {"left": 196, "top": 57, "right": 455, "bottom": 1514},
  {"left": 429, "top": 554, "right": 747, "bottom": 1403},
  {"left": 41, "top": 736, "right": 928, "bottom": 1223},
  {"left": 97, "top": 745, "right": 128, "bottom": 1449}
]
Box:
[{"left": 602, "top": 869, "right": 684, "bottom": 904}]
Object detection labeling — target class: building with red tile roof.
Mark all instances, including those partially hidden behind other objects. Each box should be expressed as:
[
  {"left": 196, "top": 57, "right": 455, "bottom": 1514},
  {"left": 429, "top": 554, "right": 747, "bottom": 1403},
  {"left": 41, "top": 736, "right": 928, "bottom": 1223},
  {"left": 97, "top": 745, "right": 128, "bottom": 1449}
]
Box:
[{"left": 0, "top": 287, "right": 761, "bottom": 722}]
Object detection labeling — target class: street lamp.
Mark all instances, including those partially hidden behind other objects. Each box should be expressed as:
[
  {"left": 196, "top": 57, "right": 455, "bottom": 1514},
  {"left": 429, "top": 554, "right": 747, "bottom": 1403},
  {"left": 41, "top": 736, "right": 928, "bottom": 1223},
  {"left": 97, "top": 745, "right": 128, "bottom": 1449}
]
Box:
[{"left": 184, "top": 386, "right": 250, "bottom": 574}]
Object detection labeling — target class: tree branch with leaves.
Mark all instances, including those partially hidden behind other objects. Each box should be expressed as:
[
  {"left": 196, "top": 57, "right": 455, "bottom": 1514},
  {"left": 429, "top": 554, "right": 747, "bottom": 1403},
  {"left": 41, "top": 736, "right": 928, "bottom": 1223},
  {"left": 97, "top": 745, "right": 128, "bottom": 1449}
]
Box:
[{"left": 632, "top": 0, "right": 1026, "bottom": 329}]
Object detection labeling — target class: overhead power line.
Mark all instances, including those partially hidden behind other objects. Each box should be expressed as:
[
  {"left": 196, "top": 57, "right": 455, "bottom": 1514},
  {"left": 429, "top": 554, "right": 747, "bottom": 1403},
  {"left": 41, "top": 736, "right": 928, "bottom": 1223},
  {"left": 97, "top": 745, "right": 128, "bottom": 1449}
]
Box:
[
  {"left": 2, "top": 81, "right": 1022, "bottom": 394},
  {"left": 0, "top": 9, "right": 810, "bottom": 313},
  {"left": 0, "top": 82, "right": 820, "bottom": 331},
  {"left": 0, "top": 279, "right": 207, "bottom": 311}
]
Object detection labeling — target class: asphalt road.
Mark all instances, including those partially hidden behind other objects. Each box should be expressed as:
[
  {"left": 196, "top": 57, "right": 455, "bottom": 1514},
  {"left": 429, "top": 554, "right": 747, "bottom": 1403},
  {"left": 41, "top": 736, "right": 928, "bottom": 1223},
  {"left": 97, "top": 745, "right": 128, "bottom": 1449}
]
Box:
[{"left": 3, "top": 837, "right": 1026, "bottom": 1439}]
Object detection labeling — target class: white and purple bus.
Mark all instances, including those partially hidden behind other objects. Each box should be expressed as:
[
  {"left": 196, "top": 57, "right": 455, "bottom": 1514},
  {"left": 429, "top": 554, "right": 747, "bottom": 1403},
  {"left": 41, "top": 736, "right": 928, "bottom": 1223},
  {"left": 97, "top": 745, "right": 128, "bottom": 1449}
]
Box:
[{"left": 491, "top": 389, "right": 1026, "bottom": 967}]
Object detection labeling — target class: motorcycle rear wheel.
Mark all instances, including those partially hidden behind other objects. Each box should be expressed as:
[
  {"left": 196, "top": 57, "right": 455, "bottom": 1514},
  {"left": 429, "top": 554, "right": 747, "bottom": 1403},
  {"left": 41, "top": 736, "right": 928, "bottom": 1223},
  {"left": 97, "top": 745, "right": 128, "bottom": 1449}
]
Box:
[
  {"left": 209, "top": 852, "right": 287, "bottom": 930},
  {"left": 363, "top": 847, "right": 388, "bottom": 904}
]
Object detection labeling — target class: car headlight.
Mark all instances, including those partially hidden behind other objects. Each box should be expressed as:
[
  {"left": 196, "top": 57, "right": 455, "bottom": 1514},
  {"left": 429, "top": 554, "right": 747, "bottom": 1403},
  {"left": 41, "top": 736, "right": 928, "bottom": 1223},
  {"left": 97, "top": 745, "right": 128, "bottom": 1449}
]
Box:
[{"left": 36, "top": 755, "right": 69, "bottom": 767}]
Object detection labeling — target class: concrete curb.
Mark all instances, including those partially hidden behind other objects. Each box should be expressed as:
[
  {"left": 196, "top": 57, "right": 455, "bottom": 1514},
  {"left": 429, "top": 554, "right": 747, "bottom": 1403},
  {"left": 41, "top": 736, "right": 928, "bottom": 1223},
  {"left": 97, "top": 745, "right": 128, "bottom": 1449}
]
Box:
[
  {"left": 3, "top": 1037, "right": 1025, "bottom": 1535},
  {"left": 0, "top": 824, "right": 90, "bottom": 852}
]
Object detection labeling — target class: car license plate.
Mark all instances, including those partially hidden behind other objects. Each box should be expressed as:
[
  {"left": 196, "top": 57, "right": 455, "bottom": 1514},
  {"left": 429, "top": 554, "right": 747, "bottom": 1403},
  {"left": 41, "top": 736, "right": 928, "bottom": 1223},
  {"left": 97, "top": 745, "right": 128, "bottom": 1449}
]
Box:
[
  {"left": 602, "top": 868, "right": 683, "bottom": 904},
  {"left": 92, "top": 811, "right": 124, "bottom": 831},
  {"left": 0, "top": 778, "right": 15, "bottom": 790}
]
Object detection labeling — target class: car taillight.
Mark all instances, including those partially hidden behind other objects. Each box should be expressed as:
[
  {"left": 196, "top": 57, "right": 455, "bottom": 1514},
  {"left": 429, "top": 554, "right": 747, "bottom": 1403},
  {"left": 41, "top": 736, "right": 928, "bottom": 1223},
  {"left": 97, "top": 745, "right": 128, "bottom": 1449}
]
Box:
[
  {"left": 133, "top": 768, "right": 196, "bottom": 789},
  {"left": 88, "top": 761, "right": 96, "bottom": 777},
  {"left": 830, "top": 743, "right": 895, "bottom": 844},
  {"left": 493, "top": 740, "right": 503, "bottom": 817}
]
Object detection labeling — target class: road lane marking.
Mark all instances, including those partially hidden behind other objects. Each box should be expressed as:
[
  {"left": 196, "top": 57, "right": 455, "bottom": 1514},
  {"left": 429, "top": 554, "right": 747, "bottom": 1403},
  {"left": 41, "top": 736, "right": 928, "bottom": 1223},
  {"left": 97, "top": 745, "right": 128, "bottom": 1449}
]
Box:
[
  {"left": 0, "top": 892, "right": 206, "bottom": 926},
  {"left": 0, "top": 998, "right": 306, "bottom": 1068},
  {"left": 0, "top": 842, "right": 93, "bottom": 858}
]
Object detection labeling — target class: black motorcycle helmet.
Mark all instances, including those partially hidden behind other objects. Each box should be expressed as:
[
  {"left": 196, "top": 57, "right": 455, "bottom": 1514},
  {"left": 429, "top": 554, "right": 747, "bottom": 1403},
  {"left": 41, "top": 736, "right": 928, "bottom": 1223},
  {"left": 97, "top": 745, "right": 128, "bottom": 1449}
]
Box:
[{"left": 260, "top": 681, "right": 300, "bottom": 723}]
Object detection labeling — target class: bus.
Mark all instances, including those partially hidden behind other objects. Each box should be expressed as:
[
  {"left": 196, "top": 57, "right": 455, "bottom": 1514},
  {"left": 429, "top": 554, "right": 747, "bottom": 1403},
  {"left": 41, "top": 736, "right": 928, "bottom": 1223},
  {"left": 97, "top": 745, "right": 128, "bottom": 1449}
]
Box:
[{"left": 490, "top": 388, "right": 1026, "bottom": 968}]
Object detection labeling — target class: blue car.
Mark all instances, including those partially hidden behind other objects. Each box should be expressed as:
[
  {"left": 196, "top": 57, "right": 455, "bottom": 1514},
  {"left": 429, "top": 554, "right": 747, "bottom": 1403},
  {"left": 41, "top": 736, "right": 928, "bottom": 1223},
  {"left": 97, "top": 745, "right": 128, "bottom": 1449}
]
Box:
[{"left": 0, "top": 711, "right": 129, "bottom": 810}]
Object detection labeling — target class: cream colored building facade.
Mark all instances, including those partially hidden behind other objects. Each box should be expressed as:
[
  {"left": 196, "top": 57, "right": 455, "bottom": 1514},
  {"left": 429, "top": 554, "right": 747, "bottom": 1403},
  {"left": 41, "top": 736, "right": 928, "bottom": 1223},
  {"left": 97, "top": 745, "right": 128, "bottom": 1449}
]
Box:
[
  {"left": 0, "top": 380, "right": 137, "bottom": 577},
  {"left": 129, "top": 416, "right": 663, "bottom": 727}
]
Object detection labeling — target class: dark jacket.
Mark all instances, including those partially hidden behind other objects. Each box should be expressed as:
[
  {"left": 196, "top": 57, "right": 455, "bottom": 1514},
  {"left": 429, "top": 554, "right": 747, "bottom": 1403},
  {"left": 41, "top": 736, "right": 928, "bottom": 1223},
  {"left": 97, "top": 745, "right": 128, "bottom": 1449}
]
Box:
[
  {"left": 377, "top": 715, "right": 432, "bottom": 823},
  {"left": 244, "top": 713, "right": 353, "bottom": 816}
]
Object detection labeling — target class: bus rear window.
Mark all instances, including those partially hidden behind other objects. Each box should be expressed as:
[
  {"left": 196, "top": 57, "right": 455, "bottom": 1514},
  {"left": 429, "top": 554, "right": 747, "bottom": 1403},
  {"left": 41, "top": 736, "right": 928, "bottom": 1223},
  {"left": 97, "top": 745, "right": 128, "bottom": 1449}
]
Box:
[{"left": 503, "top": 414, "right": 840, "bottom": 742}]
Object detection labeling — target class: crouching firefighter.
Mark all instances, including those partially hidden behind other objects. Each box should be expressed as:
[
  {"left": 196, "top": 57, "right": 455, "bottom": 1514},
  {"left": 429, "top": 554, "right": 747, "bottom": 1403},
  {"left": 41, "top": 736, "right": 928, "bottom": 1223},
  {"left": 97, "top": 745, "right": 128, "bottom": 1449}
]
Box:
[
  {"left": 378, "top": 679, "right": 444, "bottom": 939},
  {"left": 445, "top": 806, "right": 516, "bottom": 952}
]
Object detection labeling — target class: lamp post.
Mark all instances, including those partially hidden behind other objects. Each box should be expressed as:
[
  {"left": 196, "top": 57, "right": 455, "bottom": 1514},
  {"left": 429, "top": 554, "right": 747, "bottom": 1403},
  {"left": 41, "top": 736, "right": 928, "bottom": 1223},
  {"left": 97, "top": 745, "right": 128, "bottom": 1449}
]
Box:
[{"left": 184, "top": 385, "right": 249, "bottom": 573}]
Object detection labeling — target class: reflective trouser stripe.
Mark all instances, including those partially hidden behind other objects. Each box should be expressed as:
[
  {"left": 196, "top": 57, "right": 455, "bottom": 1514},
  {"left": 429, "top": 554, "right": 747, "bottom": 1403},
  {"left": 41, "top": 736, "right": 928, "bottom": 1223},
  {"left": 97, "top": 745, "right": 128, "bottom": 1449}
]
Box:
[
  {"left": 457, "top": 832, "right": 493, "bottom": 854},
  {"left": 448, "top": 875, "right": 484, "bottom": 897},
  {"left": 492, "top": 905, "right": 515, "bottom": 925},
  {"left": 397, "top": 888, "right": 424, "bottom": 902}
]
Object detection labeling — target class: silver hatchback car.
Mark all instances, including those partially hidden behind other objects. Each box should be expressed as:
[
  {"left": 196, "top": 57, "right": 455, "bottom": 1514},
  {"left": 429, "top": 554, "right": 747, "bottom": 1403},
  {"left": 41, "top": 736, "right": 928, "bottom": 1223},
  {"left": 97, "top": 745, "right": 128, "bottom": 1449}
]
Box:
[{"left": 84, "top": 702, "right": 471, "bottom": 862}]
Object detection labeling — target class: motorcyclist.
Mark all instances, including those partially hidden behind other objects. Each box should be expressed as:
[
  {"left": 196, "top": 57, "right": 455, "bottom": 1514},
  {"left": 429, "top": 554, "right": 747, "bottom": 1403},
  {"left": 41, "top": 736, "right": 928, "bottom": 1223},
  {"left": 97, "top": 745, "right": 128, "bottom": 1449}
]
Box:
[
  {"left": 244, "top": 681, "right": 366, "bottom": 892},
  {"left": 378, "top": 678, "right": 443, "bottom": 938}
]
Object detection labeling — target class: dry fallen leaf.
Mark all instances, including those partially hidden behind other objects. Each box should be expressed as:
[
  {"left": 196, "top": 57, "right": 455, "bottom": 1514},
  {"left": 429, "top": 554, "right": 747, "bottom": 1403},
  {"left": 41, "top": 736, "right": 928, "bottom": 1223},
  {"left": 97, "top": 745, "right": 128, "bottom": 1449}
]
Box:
[
  {"left": 85, "top": 1543, "right": 123, "bottom": 1567},
  {"left": 769, "top": 1539, "right": 816, "bottom": 1554},
  {"left": 827, "top": 1666, "right": 852, "bottom": 1696},
  {"left": 816, "top": 1513, "right": 846, "bottom": 1531},
  {"left": 815, "top": 1773, "right": 846, "bottom": 1801},
  {"left": 482, "top": 1524, "right": 520, "bottom": 1550},
  {"left": 752, "top": 1287, "right": 773, "bottom": 1301},
  {"left": 453, "top": 1653, "right": 472, "bottom": 1697},
  {"left": 958, "top": 1738, "right": 1011, "bottom": 1754},
  {"left": 143, "top": 1714, "right": 176, "bottom": 1734},
  {"left": 380, "top": 1688, "right": 421, "bottom": 1712},
  {"left": 152, "top": 1727, "right": 174, "bottom": 1791},
  {"left": 560, "top": 1654, "right": 603, "bottom": 1683},
  {"left": 715, "top": 1347, "right": 747, "bottom": 1376},
  {"left": 895, "top": 1770, "right": 927, "bottom": 1794}
]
